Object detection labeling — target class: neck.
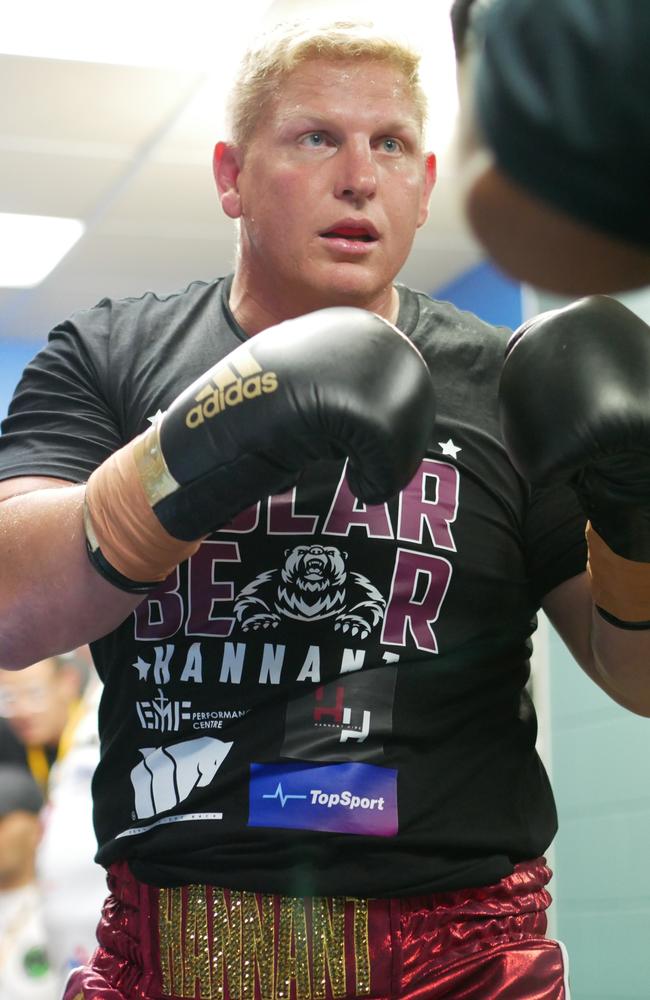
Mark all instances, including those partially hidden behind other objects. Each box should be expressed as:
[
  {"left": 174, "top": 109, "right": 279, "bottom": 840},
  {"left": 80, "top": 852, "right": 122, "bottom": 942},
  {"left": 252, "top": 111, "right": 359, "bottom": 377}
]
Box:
[{"left": 228, "top": 269, "right": 400, "bottom": 336}]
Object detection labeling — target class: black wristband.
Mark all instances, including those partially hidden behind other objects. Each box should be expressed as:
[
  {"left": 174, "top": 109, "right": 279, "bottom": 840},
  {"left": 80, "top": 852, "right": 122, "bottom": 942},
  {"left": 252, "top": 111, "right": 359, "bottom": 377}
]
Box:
[
  {"left": 596, "top": 605, "right": 650, "bottom": 631},
  {"left": 85, "top": 539, "right": 158, "bottom": 595}
]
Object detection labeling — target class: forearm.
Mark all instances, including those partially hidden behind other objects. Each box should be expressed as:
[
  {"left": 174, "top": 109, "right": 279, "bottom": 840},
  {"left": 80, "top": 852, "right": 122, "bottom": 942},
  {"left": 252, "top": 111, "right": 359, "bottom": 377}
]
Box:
[
  {"left": 500, "top": 296, "right": 650, "bottom": 715},
  {"left": 0, "top": 485, "right": 141, "bottom": 667},
  {"left": 590, "top": 607, "right": 650, "bottom": 717},
  {"left": 585, "top": 522, "right": 650, "bottom": 714},
  {"left": 544, "top": 572, "right": 650, "bottom": 717}
]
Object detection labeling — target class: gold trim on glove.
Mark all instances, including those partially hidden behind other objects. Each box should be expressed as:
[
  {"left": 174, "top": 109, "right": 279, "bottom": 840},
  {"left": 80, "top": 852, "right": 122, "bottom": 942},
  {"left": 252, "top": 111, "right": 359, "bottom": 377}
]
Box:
[{"left": 132, "top": 416, "right": 180, "bottom": 506}]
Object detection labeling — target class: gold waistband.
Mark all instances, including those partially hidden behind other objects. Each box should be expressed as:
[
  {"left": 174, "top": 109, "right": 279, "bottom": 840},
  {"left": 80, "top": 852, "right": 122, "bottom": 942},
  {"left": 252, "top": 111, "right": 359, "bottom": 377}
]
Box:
[{"left": 157, "top": 886, "right": 371, "bottom": 1000}]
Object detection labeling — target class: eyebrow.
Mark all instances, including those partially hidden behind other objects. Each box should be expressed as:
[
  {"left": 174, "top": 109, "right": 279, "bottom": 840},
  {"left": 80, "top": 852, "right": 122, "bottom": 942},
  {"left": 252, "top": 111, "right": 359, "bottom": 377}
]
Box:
[{"left": 276, "top": 112, "right": 422, "bottom": 139}]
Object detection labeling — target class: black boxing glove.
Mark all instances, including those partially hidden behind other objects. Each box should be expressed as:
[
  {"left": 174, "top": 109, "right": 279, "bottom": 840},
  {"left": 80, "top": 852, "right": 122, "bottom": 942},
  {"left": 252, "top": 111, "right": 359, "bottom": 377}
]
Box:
[
  {"left": 498, "top": 294, "right": 650, "bottom": 627},
  {"left": 85, "top": 306, "right": 436, "bottom": 592}
]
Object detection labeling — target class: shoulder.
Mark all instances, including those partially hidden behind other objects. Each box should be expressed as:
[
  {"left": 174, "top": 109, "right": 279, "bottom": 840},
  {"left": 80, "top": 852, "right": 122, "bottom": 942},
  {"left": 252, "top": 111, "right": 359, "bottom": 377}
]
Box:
[
  {"left": 398, "top": 284, "right": 511, "bottom": 362},
  {"left": 44, "top": 277, "right": 228, "bottom": 377},
  {"left": 69, "top": 277, "right": 224, "bottom": 335}
]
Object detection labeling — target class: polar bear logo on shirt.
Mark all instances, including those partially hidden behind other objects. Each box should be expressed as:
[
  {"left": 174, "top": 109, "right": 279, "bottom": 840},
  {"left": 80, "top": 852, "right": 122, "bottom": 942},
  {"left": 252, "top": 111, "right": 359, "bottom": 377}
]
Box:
[
  {"left": 233, "top": 544, "right": 386, "bottom": 640},
  {"left": 130, "top": 736, "right": 233, "bottom": 819}
]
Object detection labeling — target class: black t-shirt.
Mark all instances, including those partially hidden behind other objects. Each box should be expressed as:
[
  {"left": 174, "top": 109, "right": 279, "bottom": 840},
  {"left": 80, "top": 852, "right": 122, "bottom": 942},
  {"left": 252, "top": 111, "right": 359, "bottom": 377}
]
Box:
[
  {"left": 0, "top": 277, "right": 587, "bottom": 896},
  {"left": 475, "top": 0, "right": 650, "bottom": 249}
]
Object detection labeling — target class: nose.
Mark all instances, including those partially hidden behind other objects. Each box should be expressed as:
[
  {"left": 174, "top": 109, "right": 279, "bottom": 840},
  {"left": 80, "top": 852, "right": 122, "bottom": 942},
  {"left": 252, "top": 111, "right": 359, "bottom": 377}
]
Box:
[{"left": 334, "top": 140, "right": 377, "bottom": 203}]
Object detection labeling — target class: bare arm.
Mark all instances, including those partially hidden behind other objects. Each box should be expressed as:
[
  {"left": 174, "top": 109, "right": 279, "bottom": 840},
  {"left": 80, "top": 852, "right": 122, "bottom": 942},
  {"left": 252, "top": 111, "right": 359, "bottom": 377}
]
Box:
[
  {"left": 0, "top": 477, "right": 141, "bottom": 668},
  {"left": 543, "top": 571, "right": 650, "bottom": 717}
]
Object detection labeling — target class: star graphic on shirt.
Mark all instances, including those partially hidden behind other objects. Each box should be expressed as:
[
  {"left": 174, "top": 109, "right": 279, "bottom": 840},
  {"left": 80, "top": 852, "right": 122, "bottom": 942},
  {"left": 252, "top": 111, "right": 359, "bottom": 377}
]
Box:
[
  {"left": 438, "top": 438, "right": 462, "bottom": 459},
  {"left": 147, "top": 410, "right": 163, "bottom": 425},
  {"left": 132, "top": 656, "right": 151, "bottom": 681}
]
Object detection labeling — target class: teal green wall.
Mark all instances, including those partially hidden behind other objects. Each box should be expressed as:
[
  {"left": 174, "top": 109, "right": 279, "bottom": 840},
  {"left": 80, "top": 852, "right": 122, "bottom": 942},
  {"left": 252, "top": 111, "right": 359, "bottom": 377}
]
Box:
[{"left": 549, "top": 626, "right": 650, "bottom": 1000}]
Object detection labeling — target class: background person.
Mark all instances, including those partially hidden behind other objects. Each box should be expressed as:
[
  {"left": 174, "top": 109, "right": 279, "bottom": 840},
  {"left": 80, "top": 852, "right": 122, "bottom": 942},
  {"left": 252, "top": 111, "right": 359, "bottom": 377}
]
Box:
[
  {"left": 36, "top": 672, "right": 106, "bottom": 993},
  {"left": 0, "top": 651, "right": 107, "bottom": 991},
  {"left": 0, "top": 764, "right": 58, "bottom": 1000},
  {"left": 0, "top": 654, "right": 86, "bottom": 792}
]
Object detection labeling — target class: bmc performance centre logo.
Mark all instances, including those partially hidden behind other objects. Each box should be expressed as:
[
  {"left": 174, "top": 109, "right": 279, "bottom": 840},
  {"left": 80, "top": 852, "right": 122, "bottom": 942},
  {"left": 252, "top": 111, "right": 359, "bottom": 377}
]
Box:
[{"left": 248, "top": 761, "right": 398, "bottom": 837}]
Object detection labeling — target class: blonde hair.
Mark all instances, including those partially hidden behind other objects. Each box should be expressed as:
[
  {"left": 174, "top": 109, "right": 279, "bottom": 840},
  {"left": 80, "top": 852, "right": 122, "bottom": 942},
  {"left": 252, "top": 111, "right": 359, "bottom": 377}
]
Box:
[{"left": 227, "top": 19, "right": 428, "bottom": 147}]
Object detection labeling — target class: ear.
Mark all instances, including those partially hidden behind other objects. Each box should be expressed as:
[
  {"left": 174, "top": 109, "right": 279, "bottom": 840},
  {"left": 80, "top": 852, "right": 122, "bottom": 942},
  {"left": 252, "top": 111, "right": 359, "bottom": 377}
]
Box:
[
  {"left": 417, "top": 152, "right": 437, "bottom": 228},
  {"left": 213, "top": 141, "right": 244, "bottom": 219}
]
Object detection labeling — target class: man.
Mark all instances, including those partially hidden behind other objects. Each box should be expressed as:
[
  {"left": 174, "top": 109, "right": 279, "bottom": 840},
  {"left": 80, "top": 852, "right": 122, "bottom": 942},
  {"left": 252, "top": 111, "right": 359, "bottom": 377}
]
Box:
[
  {"left": 0, "top": 17, "right": 648, "bottom": 1000},
  {"left": 0, "top": 654, "right": 107, "bottom": 989},
  {"left": 452, "top": 0, "right": 650, "bottom": 294},
  {"left": 0, "top": 764, "right": 58, "bottom": 1000},
  {"left": 34, "top": 670, "right": 107, "bottom": 993},
  {"left": 0, "top": 656, "right": 84, "bottom": 790}
]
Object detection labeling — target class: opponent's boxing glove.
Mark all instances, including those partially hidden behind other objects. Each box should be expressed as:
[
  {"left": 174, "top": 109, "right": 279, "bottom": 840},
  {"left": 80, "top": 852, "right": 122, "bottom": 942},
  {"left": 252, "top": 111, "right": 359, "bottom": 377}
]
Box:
[
  {"left": 450, "top": 0, "right": 493, "bottom": 60},
  {"left": 451, "top": 0, "right": 494, "bottom": 161},
  {"left": 498, "top": 294, "right": 650, "bottom": 627},
  {"left": 84, "top": 307, "right": 436, "bottom": 592}
]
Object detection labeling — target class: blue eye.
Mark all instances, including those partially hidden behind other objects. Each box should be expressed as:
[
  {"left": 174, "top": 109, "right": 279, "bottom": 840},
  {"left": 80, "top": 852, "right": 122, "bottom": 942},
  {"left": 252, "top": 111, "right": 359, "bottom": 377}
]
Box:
[
  {"left": 304, "top": 132, "right": 325, "bottom": 146},
  {"left": 382, "top": 137, "right": 401, "bottom": 153}
]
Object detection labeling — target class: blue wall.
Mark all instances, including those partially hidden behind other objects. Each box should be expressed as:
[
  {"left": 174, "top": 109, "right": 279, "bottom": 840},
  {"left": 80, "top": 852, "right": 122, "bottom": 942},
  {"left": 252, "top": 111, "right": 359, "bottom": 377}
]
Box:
[
  {"left": 434, "top": 259, "right": 523, "bottom": 329},
  {"left": 0, "top": 338, "right": 44, "bottom": 420}
]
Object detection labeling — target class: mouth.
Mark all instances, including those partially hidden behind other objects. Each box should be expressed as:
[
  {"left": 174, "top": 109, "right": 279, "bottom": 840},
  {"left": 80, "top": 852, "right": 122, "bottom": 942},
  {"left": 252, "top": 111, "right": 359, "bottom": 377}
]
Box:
[{"left": 320, "top": 223, "right": 379, "bottom": 244}]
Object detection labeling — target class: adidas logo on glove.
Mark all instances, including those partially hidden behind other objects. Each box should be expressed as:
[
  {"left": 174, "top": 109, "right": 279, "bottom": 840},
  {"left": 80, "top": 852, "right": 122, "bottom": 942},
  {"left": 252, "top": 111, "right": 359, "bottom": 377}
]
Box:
[{"left": 185, "top": 347, "right": 278, "bottom": 428}]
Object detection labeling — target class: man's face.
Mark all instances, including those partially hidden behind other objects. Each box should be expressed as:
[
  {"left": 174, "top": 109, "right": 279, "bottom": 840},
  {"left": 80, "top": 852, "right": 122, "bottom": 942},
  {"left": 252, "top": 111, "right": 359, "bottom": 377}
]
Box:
[
  {"left": 219, "top": 57, "right": 436, "bottom": 315},
  {"left": 0, "top": 659, "right": 78, "bottom": 748}
]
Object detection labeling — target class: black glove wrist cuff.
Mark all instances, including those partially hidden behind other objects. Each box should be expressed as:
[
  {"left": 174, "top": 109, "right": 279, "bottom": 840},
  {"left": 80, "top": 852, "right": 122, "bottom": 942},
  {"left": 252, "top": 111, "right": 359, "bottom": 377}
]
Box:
[
  {"left": 85, "top": 539, "right": 158, "bottom": 595},
  {"left": 596, "top": 605, "right": 650, "bottom": 631}
]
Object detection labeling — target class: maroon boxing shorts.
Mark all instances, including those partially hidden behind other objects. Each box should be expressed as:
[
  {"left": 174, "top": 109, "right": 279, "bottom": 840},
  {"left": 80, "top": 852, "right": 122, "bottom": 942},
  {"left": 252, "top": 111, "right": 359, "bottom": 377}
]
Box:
[{"left": 63, "top": 857, "right": 570, "bottom": 999}]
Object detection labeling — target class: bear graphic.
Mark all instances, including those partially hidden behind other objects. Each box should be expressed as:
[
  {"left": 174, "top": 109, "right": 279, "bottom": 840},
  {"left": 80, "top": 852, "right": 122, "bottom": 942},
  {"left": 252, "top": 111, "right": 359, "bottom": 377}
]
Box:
[{"left": 233, "top": 544, "right": 386, "bottom": 640}]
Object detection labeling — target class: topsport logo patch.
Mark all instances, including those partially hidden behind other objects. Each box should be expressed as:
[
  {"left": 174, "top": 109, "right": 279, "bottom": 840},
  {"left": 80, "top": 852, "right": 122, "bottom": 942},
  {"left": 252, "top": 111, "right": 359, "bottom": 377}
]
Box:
[{"left": 248, "top": 761, "right": 398, "bottom": 837}]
